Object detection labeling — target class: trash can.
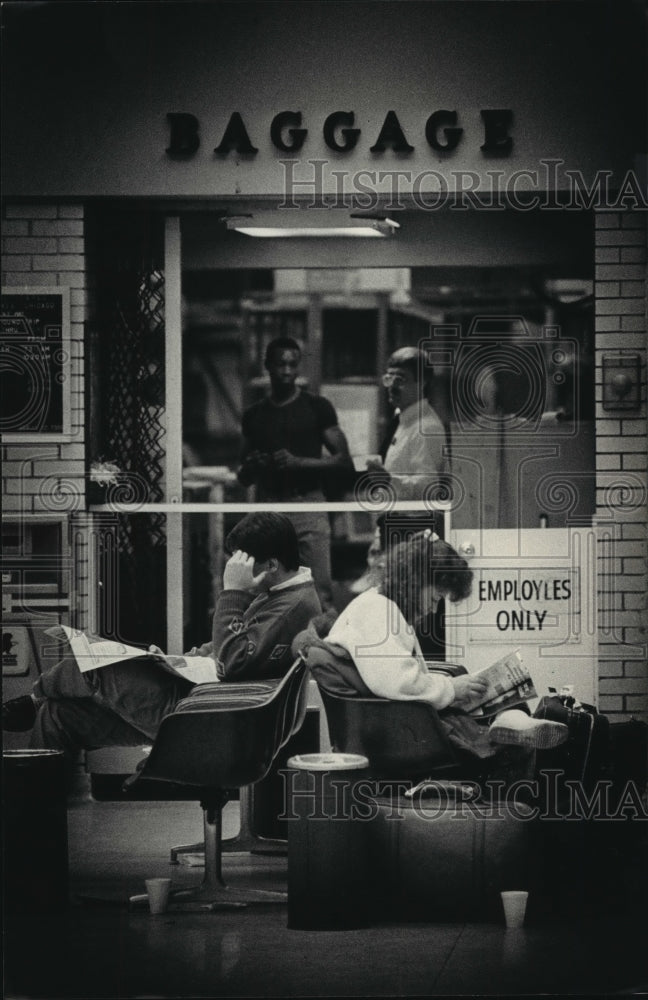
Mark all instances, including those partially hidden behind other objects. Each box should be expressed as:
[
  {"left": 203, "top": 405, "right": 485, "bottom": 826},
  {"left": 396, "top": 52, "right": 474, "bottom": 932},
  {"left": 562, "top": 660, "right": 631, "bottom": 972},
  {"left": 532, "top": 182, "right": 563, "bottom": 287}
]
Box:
[
  {"left": 3, "top": 749, "right": 69, "bottom": 911},
  {"left": 285, "top": 752, "right": 371, "bottom": 930}
]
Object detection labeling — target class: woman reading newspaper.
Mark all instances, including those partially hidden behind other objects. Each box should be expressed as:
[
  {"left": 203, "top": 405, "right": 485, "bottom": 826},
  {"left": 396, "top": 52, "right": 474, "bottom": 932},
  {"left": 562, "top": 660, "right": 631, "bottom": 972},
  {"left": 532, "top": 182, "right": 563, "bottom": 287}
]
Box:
[{"left": 296, "top": 530, "right": 569, "bottom": 781}]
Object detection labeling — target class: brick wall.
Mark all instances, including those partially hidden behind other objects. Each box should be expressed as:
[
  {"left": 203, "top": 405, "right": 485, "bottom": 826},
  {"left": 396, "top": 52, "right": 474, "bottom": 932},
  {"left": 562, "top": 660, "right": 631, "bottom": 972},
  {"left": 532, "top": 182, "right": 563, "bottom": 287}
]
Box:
[
  {"left": 595, "top": 209, "right": 648, "bottom": 721},
  {"left": 1, "top": 202, "right": 89, "bottom": 629}
]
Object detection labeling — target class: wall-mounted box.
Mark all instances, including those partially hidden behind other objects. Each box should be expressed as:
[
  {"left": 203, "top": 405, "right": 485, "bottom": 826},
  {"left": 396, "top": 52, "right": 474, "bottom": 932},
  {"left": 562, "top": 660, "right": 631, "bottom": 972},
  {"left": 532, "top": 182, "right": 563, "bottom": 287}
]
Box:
[
  {"left": 602, "top": 353, "right": 641, "bottom": 411},
  {"left": 1, "top": 515, "right": 71, "bottom": 618},
  {"left": 0, "top": 286, "right": 72, "bottom": 440}
]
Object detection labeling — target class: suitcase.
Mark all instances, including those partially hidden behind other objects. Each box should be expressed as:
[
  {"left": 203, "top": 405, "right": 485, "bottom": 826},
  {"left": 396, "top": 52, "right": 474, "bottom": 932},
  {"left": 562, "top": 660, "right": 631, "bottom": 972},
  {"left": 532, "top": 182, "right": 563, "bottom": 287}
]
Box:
[
  {"left": 366, "top": 791, "right": 534, "bottom": 922},
  {"left": 533, "top": 695, "right": 610, "bottom": 797}
]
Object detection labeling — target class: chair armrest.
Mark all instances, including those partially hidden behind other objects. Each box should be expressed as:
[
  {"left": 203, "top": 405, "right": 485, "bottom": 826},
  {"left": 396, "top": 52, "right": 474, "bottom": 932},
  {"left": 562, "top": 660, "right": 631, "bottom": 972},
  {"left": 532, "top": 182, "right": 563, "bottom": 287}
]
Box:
[
  {"left": 173, "top": 693, "right": 272, "bottom": 714},
  {"left": 187, "top": 678, "right": 282, "bottom": 697},
  {"left": 426, "top": 662, "right": 467, "bottom": 678},
  {"left": 173, "top": 675, "right": 288, "bottom": 714}
]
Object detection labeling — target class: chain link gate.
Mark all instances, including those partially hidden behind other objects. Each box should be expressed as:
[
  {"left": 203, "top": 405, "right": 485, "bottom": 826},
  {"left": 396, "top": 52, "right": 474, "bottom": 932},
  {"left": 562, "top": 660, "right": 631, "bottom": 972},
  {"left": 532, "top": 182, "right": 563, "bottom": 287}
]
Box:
[{"left": 87, "top": 209, "right": 169, "bottom": 647}]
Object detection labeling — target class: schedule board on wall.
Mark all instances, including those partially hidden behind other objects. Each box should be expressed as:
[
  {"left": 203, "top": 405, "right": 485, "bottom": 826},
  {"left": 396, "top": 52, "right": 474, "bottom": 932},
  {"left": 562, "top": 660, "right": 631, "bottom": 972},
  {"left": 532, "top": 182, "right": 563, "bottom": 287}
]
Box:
[{"left": 0, "top": 286, "right": 71, "bottom": 439}]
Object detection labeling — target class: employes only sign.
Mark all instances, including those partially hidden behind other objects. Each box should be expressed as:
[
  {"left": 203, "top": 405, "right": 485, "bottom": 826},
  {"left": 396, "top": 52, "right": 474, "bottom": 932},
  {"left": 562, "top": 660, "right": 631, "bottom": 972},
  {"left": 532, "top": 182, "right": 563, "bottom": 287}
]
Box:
[
  {"left": 447, "top": 528, "right": 597, "bottom": 706},
  {"left": 478, "top": 574, "right": 574, "bottom": 635}
]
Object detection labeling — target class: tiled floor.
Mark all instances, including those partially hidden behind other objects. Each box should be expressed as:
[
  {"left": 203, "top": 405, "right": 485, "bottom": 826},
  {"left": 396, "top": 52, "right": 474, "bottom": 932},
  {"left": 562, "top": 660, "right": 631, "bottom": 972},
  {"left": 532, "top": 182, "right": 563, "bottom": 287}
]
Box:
[{"left": 4, "top": 786, "right": 648, "bottom": 998}]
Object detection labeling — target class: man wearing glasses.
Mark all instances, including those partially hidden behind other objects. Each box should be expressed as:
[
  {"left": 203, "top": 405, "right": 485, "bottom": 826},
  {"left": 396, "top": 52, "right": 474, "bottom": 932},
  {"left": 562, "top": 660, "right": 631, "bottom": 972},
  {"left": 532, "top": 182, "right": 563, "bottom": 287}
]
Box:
[{"left": 365, "top": 346, "right": 449, "bottom": 502}]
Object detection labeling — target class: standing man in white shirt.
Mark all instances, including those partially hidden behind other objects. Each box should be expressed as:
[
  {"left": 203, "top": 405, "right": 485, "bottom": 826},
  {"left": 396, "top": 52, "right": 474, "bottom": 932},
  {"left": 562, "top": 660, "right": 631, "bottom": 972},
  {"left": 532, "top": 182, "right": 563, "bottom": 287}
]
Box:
[{"left": 365, "top": 346, "right": 449, "bottom": 502}]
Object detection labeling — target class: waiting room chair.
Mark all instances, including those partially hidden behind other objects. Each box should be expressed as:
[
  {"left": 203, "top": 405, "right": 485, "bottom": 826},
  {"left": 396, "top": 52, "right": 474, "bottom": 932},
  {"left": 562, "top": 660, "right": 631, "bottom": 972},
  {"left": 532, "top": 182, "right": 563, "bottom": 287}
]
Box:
[
  {"left": 168, "top": 677, "right": 305, "bottom": 862},
  {"left": 314, "top": 662, "right": 468, "bottom": 783},
  {"left": 317, "top": 686, "right": 462, "bottom": 783},
  {"left": 128, "top": 657, "right": 309, "bottom": 909}
]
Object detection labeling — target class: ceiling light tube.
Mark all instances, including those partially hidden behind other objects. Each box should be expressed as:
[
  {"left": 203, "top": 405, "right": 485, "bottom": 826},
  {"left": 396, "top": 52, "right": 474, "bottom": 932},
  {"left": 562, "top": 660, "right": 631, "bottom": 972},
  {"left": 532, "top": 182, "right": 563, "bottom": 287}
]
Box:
[{"left": 224, "top": 215, "right": 400, "bottom": 238}]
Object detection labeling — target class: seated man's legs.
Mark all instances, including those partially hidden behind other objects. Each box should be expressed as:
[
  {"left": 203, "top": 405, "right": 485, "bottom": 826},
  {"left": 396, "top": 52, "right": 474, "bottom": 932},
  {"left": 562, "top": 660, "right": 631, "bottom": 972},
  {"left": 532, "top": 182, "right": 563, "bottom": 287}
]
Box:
[
  {"left": 33, "top": 652, "right": 194, "bottom": 742},
  {"left": 33, "top": 652, "right": 100, "bottom": 700},
  {"left": 31, "top": 698, "right": 150, "bottom": 757}
]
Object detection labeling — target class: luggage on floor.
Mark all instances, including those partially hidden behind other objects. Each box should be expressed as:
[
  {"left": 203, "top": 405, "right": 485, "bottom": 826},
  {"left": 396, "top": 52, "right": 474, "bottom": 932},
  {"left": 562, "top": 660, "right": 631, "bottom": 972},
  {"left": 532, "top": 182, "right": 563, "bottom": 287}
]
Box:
[{"left": 533, "top": 694, "right": 610, "bottom": 797}]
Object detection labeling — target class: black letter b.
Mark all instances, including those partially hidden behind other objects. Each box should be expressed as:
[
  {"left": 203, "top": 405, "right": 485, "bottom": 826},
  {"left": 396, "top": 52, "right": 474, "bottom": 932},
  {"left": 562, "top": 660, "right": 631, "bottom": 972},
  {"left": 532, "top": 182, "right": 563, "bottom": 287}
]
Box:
[{"left": 166, "top": 113, "right": 200, "bottom": 157}]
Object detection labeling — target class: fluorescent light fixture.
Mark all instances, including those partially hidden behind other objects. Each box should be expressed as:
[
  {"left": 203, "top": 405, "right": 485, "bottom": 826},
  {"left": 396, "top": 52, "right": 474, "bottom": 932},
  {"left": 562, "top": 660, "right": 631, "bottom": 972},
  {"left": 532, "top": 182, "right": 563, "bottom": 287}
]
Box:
[{"left": 224, "top": 214, "right": 400, "bottom": 238}]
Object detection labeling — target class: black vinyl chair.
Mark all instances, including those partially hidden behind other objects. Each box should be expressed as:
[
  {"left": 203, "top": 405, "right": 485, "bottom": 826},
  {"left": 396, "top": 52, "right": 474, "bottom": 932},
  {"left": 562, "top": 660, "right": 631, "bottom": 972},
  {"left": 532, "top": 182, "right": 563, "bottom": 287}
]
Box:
[
  {"left": 317, "top": 686, "right": 461, "bottom": 783},
  {"left": 169, "top": 677, "right": 302, "bottom": 861},
  {"left": 128, "top": 657, "right": 309, "bottom": 909},
  {"left": 312, "top": 660, "right": 467, "bottom": 784}
]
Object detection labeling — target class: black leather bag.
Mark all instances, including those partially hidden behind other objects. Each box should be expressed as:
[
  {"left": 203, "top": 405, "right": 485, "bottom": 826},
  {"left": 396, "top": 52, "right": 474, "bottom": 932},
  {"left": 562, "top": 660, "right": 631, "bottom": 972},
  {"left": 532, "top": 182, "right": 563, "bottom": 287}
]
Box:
[{"left": 534, "top": 694, "right": 610, "bottom": 792}]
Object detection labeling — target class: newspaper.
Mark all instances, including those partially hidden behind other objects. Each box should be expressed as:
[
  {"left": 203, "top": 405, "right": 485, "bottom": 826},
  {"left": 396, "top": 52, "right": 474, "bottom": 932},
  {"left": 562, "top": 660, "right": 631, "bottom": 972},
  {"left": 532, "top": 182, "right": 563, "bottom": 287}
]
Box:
[
  {"left": 46, "top": 624, "right": 151, "bottom": 672},
  {"left": 468, "top": 648, "right": 537, "bottom": 717},
  {"left": 46, "top": 624, "right": 218, "bottom": 684}
]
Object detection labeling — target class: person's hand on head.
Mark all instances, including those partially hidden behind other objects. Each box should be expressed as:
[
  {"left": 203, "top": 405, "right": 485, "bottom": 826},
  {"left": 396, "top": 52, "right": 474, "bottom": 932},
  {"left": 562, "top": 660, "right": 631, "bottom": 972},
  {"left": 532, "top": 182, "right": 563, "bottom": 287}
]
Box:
[
  {"left": 223, "top": 550, "right": 270, "bottom": 592},
  {"left": 451, "top": 673, "right": 489, "bottom": 711}
]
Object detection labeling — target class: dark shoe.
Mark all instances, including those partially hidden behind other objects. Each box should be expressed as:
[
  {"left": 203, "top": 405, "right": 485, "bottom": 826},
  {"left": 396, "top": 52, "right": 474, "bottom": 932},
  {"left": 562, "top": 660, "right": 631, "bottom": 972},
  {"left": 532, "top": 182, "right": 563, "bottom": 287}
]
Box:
[{"left": 2, "top": 695, "right": 37, "bottom": 731}]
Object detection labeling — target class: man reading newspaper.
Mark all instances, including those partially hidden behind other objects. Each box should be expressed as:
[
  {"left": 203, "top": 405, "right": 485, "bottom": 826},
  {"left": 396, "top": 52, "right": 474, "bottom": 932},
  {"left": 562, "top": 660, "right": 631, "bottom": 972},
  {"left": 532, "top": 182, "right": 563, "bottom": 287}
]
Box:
[{"left": 2, "top": 513, "right": 321, "bottom": 767}]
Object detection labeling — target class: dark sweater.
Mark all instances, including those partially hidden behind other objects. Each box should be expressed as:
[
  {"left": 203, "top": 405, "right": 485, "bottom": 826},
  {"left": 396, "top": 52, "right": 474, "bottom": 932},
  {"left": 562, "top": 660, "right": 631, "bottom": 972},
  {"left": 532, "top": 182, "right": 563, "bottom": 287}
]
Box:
[{"left": 196, "top": 579, "right": 322, "bottom": 681}]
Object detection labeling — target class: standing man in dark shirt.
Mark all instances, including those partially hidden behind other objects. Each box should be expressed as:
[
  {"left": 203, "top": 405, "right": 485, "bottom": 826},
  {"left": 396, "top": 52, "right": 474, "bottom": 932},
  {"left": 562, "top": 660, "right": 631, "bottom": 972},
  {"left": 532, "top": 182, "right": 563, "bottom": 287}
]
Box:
[{"left": 238, "top": 337, "right": 353, "bottom": 610}]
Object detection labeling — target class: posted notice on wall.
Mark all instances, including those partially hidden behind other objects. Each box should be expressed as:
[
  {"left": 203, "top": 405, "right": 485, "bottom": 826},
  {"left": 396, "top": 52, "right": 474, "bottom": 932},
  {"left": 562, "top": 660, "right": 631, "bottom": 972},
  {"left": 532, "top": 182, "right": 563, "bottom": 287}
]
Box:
[{"left": 447, "top": 528, "right": 597, "bottom": 706}]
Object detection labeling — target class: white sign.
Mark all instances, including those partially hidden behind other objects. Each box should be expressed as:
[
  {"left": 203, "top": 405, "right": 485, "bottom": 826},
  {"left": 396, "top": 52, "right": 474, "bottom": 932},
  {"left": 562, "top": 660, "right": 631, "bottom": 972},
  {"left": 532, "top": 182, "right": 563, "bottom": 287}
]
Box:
[{"left": 447, "top": 528, "right": 597, "bottom": 706}]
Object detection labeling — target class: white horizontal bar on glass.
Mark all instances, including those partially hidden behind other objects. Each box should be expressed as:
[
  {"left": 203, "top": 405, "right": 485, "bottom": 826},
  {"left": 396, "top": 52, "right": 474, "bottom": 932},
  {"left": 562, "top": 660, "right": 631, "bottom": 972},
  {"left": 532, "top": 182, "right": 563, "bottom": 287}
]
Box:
[{"left": 87, "top": 501, "right": 452, "bottom": 514}]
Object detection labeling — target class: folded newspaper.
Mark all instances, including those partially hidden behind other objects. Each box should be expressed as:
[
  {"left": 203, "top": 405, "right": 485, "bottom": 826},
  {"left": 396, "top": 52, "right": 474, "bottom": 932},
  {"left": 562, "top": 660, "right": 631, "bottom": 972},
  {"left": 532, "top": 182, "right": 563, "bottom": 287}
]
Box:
[
  {"left": 46, "top": 624, "right": 219, "bottom": 685},
  {"left": 467, "top": 648, "right": 537, "bottom": 716}
]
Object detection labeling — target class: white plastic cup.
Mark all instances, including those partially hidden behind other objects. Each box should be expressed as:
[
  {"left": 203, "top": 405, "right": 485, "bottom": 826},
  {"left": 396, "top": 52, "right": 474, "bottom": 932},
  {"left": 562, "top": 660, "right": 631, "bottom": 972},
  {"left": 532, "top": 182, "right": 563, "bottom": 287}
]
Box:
[
  {"left": 500, "top": 890, "right": 528, "bottom": 929},
  {"left": 145, "top": 877, "right": 172, "bottom": 915}
]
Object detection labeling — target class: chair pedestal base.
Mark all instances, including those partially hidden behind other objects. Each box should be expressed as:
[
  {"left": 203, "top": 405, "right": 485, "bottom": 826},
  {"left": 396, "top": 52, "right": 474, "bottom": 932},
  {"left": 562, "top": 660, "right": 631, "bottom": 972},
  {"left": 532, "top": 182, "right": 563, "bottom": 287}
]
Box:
[
  {"left": 169, "top": 839, "right": 204, "bottom": 864},
  {"left": 169, "top": 884, "right": 287, "bottom": 910},
  {"left": 170, "top": 787, "right": 288, "bottom": 864},
  {"left": 164, "top": 792, "right": 287, "bottom": 910},
  {"left": 223, "top": 788, "right": 287, "bottom": 854}
]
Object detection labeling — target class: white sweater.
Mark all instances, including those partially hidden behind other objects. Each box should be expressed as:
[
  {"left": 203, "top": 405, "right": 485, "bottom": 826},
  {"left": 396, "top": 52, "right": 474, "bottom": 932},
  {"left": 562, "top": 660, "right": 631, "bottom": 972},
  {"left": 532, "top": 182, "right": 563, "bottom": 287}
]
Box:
[{"left": 327, "top": 589, "right": 456, "bottom": 709}]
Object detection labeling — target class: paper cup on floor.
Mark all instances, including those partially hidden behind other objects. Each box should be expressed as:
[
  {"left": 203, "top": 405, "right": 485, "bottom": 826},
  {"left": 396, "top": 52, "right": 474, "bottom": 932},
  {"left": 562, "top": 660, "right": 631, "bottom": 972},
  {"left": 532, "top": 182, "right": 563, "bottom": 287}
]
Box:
[
  {"left": 500, "top": 890, "right": 528, "bottom": 929},
  {"left": 145, "top": 878, "right": 172, "bottom": 914}
]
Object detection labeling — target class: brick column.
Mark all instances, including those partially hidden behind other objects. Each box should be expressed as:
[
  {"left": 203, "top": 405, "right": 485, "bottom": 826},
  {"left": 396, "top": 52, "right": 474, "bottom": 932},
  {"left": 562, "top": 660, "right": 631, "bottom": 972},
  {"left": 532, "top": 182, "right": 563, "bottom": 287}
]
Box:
[
  {"left": 594, "top": 209, "right": 648, "bottom": 721},
  {"left": 1, "top": 202, "right": 89, "bottom": 629}
]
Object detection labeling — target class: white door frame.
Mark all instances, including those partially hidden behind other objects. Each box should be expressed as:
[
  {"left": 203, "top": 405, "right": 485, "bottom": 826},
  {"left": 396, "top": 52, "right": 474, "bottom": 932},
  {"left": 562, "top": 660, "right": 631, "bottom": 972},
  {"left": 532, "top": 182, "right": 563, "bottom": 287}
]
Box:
[{"left": 164, "top": 215, "right": 184, "bottom": 652}]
